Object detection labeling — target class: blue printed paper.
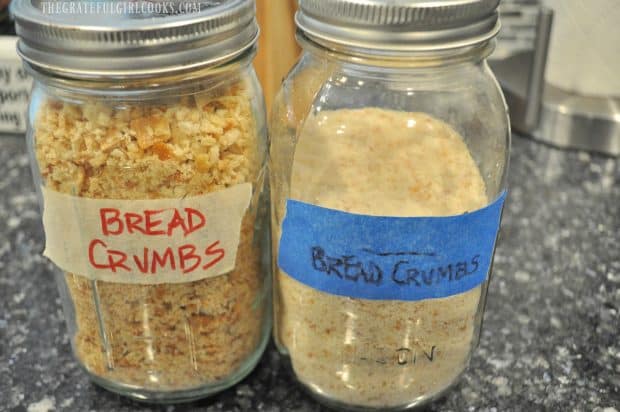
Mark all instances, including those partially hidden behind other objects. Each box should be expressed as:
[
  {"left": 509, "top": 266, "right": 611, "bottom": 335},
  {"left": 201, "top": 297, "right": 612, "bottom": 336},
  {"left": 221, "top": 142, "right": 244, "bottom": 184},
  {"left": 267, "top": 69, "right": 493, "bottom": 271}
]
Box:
[{"left": 278, "top": 192, "right": 506, "bottom": 301}]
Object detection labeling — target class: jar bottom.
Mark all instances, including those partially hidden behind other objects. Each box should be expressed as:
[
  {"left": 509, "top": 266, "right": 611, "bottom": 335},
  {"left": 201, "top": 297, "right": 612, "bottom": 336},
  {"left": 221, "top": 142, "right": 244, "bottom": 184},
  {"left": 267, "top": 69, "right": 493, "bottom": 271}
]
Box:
[
  {"left": 79, "top": 321, "right": 271, "bottom": 404},
  {"left": 299, "top": 380, "right": 458, "bottom": 412},
  {"left": 280, "top": 354, "right": 467, "bottom": 411}
]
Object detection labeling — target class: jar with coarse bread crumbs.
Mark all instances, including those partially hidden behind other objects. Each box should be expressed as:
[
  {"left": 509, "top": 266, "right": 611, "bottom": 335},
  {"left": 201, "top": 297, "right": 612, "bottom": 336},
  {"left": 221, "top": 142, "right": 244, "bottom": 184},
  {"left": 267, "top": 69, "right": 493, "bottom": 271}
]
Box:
[
  {"left": 14, "top": 0, "right": 270, "bottom": 403},
  {"left": 270, "top": 0, "right": 510, "bottom": 410}
]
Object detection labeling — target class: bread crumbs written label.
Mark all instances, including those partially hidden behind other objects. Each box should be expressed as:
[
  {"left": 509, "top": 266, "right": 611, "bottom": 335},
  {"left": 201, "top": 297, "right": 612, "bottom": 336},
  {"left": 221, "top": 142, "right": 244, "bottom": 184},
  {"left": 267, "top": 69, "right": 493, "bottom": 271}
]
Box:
[
  {"left": 42, "top": 183, "right": 252, "bottom": 284},
  {"left": 278, "top": 191, "right": 506, "bottom": 301}
]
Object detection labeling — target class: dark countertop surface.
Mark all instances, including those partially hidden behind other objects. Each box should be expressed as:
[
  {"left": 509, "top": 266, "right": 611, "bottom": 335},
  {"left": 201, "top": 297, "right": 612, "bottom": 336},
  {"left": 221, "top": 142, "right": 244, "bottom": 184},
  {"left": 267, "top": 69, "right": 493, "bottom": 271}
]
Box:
[{"left": 1, "top": 134, "right": 618, "bottom": 412}]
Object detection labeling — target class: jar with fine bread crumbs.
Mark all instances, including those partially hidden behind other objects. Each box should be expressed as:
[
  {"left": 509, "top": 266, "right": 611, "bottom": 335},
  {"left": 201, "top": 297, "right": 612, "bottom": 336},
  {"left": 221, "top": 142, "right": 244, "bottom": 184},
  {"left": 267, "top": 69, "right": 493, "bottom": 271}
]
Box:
[
  {"left": 270, "top": 0, "right": 510, "bottom": 410},
  {"left": 14, "top": 0, "right": 270, "bottom": 403}
]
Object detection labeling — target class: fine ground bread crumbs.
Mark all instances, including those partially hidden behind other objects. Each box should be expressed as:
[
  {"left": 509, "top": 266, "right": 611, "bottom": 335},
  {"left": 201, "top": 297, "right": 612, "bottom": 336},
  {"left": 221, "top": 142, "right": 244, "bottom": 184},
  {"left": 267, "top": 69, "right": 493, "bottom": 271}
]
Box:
[
  {"left": 35, "top": 81, "right": 266, "bottom": 390},
  {"left": 277, "top": 108, "right": 489, "bottom": 408}
]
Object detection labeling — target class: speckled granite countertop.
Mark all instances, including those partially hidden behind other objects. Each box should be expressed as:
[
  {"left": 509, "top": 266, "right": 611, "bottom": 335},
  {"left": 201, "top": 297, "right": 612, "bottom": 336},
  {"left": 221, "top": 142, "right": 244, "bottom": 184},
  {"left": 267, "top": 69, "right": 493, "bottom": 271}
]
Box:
[{"left": 1, "top": 134, "right": 618, "bottom": 412}]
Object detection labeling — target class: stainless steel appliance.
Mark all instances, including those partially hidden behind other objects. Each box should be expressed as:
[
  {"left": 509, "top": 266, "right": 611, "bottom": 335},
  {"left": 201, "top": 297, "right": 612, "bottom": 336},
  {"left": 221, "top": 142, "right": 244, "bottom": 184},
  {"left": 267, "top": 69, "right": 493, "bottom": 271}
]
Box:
[{"left": 491, "top": 0, "right": 620, "bottom": 156}]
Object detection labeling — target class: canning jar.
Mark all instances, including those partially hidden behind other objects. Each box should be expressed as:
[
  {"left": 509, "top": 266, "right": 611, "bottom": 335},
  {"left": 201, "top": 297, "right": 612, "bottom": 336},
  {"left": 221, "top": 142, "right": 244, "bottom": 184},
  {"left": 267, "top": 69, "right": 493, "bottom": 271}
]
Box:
[
  {"left": 14, "top": 0, "right": 270, "bottom": 403},
  {"left": 270, "top": 0, "right": 510, "bottom": 410}
]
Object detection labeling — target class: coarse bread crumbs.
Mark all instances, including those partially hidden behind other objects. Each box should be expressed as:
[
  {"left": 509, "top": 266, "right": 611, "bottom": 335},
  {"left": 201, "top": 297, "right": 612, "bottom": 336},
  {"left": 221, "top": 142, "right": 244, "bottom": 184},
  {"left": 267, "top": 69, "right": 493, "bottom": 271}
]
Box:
[
  {"left": 35, "top": 81, "right": 266, "bottom": 390},
  {"left": 277, "top": 108, "right": 489, "bottom": 408}
]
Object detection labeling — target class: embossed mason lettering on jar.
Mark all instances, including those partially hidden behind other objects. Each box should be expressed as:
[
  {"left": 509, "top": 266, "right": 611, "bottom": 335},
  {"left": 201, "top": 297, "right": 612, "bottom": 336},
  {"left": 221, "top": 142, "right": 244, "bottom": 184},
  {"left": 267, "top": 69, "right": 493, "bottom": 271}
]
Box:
[
  {"left": 270, "top": 0, "right": 510, "bottom": 410},
  {"left": 14, "top": 0, "right": 270, "bottom": 403}
]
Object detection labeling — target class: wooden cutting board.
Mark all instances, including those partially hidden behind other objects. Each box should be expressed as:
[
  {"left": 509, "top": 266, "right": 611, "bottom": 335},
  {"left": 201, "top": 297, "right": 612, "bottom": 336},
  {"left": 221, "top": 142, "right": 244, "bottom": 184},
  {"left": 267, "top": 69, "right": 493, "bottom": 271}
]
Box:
[{"left": 255, "top": 0, "right": 301, "bottom": 112}]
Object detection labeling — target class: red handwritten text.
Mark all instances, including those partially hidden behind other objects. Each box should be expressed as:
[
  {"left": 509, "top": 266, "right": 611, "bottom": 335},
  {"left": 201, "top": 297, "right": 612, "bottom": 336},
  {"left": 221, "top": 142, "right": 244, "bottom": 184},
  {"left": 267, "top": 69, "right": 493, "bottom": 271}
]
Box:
[
  {"left": 87, "top": 206, "right": 226, "bottom": 276},
  {"left": 88, "top": 239, "right": 226, "bottom": 275},
  {"left": 99, "top": 208, "right": 206, "bottom": 237}
]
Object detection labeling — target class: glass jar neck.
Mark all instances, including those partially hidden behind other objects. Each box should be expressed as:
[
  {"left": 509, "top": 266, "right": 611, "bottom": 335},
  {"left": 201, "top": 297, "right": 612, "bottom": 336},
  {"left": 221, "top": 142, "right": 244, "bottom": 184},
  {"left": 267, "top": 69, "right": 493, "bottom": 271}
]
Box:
[
  {"left": 28, "top": 47, "right": 257, "bottom": 99},
  {"left": 297, "top": 32, "right": 494, "bottom": 71}
]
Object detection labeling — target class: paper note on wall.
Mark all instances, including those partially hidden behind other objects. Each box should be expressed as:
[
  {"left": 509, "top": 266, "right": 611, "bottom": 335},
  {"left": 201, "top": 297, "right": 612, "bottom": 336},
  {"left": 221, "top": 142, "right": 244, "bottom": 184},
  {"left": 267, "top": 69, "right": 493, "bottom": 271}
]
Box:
[{"left": 0, "top": 37, "right": 31, "bottom": 134}]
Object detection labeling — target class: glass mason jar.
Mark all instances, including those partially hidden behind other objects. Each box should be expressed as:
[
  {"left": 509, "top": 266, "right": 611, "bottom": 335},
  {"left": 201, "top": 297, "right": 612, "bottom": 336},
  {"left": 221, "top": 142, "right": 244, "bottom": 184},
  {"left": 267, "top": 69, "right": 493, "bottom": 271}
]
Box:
[
  {"left": 14, "top": 0, "right": 270, "bottom": 403},
  {"left": 271, "top": 0, "right": 510, "bottom": 410}
]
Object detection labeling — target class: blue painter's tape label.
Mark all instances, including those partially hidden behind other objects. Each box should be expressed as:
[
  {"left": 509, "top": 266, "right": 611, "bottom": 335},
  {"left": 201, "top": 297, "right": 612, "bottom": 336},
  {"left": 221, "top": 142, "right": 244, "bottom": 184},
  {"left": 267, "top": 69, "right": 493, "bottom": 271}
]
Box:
[{"left": 278, "top": 191, "right": 506, "bottom": 301}]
